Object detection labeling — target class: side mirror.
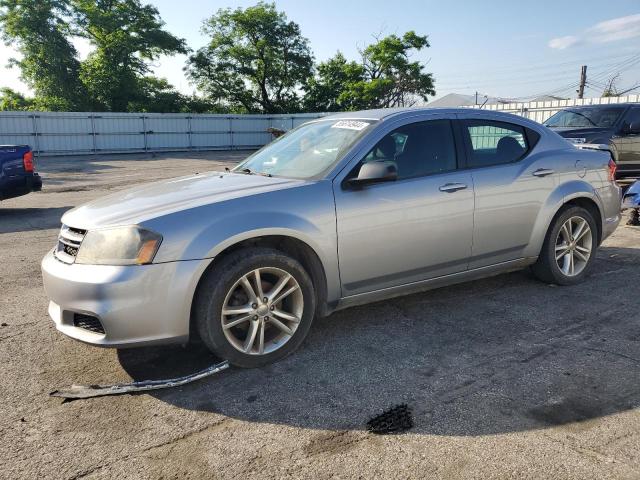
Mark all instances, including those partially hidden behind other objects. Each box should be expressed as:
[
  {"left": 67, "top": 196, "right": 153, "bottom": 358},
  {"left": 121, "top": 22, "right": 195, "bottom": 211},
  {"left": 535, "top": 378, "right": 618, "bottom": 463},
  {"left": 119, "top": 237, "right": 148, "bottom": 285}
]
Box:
[
  {"left": 347, "top": 161, "right": 398, "bottom": 187},
  {"left": 623, "top": 121, "right": 640, "bottom": 135}
]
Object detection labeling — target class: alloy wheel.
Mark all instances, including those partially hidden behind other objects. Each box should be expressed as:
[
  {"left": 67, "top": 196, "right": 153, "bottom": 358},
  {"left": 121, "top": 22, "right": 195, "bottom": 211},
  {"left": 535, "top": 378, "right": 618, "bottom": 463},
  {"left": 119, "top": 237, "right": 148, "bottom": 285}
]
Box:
[
  {"left": 554, "top": 216, "right": 593, "bottom": 277},
  {"left": 221, "top": 267, "right": 303, "bottom": 355}
]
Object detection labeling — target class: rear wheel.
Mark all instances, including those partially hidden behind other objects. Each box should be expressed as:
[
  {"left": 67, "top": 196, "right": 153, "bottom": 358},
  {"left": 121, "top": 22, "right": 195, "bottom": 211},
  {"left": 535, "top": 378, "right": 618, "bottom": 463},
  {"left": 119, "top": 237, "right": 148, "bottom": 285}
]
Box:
[
  {"left": 194, "top": 248, "right": 316, "bottom": 368},
  {"left": 532, "top": 206, "right": 597, "bottom": 285}
]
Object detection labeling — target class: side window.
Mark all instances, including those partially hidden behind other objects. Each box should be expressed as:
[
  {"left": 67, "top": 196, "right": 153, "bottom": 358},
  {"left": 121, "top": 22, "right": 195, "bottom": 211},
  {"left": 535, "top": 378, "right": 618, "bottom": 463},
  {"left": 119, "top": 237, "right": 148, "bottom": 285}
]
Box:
[
  {"left": 361, "top": 120, "right": 457, "bottom": 179},
  {"left": 463, "top": 120, "right": 530, "bottom": 168},
  {"left": 624, "top": 108, "right": 640, "bottom": 131}
]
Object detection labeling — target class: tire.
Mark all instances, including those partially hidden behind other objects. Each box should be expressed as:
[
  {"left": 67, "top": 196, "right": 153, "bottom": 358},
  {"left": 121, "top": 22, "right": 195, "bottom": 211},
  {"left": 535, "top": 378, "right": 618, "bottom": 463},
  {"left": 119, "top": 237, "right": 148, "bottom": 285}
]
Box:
[
  {"left": 194, "top": 248, "right": 316, "bottom": 368},
  {"left": 531, "top": 206, "right": 598, "bottom": 286}
]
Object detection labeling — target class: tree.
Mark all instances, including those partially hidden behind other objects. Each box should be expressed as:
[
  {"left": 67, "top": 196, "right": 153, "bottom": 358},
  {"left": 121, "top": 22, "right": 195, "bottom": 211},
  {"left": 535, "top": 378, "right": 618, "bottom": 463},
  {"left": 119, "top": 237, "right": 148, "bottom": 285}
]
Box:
[
  {"left": 72, "top": 0, "right": 188, "bottom": 111},
  {"left": 0, "top": 0, "right": 89, "bottom": 110},
  {"left": 0, "top": 0, "right": 188, "bottom": 112},
  {"left": 187, "top": 2, "right": 314, "bottom": 113},
  {"left": 304, "top": 31, "right": 436, "bottom": 111},
  {"left": 127, "top": 76, "right": 221, "bottom": 113},
  {"left": 602, "top": 74, "right": 620, "bottom": 98},
  {"left": 0, "top": 87, "right": 34, "bottom": 110},
  {"left": 303, "top": 52, "right": 365, "bottom": 112}
]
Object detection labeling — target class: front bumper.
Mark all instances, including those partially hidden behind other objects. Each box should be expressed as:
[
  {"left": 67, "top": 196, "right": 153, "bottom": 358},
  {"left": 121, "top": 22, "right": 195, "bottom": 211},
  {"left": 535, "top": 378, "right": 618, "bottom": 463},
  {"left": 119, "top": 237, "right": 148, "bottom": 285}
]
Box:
[{"left": 41, "top": 250, "right": 211, "bottom": 348}]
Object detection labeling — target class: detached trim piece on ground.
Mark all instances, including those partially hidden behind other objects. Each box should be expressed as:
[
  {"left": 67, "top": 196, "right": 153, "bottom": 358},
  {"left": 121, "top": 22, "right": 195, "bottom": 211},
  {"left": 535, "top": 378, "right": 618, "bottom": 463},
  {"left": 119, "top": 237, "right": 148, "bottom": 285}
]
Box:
[{"left": 50, "top": 361, "right": 230, "bottom": 400}]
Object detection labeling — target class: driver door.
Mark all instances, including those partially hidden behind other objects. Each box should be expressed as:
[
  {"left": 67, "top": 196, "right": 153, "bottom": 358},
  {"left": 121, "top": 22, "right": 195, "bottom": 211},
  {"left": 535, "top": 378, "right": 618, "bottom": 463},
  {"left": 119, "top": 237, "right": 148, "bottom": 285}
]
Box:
[{"left": 333, "top": 115, "right": 474, "bottom": 297}]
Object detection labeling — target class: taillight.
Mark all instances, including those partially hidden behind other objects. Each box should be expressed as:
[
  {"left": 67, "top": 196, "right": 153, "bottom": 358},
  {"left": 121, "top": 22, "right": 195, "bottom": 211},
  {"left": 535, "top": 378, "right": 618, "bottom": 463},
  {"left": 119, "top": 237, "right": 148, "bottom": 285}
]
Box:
[
  {"left": 23, "top": 150, "right": 34, "bottom": 173},
  {"left": 608, "top": 158, "right": 617, "bottom": 182}
]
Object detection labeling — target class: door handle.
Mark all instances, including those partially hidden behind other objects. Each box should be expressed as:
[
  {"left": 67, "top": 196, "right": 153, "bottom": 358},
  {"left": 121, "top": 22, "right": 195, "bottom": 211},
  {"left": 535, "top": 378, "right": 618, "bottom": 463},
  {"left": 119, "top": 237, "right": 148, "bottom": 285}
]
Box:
[
  {"left": 439, "top": 183, "right": 468, "bottom": 193},
  {"left": 532, "top": 168, "right": 554, "bottom": 177}
]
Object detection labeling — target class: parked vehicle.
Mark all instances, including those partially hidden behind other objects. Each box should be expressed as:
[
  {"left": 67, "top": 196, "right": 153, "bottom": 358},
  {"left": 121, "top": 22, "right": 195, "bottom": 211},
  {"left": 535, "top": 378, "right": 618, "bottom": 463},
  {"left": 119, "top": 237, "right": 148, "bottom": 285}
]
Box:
[
  {"left": 0, "top": 145, "right": 42, "bottom": 200},
  {"left": 42, "top": 108, "right": 622, "bottom": 367},
  {"left": 623, "top": 180, "right": 640, "bottom": 225},
  {"left": 544, "top": 103, "right": 640, "bottom": 180}
]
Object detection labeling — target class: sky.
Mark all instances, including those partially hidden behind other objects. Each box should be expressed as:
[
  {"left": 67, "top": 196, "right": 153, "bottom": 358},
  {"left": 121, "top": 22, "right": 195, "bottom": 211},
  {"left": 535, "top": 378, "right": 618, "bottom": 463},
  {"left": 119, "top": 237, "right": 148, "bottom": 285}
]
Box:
[{"left": 2, "top": 0, "right": 640, "bottom": 102}]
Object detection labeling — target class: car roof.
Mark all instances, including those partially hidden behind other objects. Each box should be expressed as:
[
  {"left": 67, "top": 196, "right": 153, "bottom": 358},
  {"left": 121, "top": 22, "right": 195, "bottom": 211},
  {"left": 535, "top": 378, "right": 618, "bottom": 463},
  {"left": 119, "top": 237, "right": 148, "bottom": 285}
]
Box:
[
  {"left": 560, "top": 103, "right": 633, "bottom": 110},
  {"left": 319, "top": 107, "right": 542, "bottom": 129},
  {"left": 323, "top": 107, "right": 478, "bottom": 121}
]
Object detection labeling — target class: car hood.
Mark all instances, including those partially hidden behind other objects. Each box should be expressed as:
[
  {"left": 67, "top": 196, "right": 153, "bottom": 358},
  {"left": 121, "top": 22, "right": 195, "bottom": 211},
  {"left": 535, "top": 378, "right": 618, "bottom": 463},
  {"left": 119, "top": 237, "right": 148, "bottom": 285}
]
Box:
[
  {"left": 62, "top": 171, "right": 307, "bottom": 229},
  {"left": 548, "top": 126, "right": 612, "bottom": 138}
]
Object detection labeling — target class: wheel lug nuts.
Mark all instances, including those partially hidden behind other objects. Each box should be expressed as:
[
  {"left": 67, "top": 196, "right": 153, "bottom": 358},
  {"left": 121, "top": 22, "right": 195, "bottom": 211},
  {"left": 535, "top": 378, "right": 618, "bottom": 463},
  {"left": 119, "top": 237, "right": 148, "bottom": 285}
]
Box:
[
  {"left": 263, "top": 316, "right": 269, "bottom": 321},
  {"left": 270, "top": 305, "right": 274, "bottom": 311},
  {"left": 263, "top": 297, "right": 268, "bottom": 303},
  {"left": 253, "top": 315, "right": 258, "bottom": 320},
  {"left": 252, "top": 303, "right": 258, "bottom": 309}
]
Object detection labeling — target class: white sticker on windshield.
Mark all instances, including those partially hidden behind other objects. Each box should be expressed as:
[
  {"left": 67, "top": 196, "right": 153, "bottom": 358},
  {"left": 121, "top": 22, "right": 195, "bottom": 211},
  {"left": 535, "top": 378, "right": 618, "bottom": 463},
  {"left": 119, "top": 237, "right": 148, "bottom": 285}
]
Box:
[{"left": 331, "top": 120, "right": 369, "bottom": 131}]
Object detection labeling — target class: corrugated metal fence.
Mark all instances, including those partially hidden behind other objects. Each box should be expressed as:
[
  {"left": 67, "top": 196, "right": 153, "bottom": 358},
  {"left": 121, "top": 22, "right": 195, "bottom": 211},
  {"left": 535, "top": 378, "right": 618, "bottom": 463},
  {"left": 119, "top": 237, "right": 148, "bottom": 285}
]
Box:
[
  {"left": 0, "top": 111, "right": 326, "bottom": 156},
  {"left": 463, "top": 94, "right": 640, "bottom": 123},
  {"left": 3, "top": 94, "right": 639, "bottom": 156}
]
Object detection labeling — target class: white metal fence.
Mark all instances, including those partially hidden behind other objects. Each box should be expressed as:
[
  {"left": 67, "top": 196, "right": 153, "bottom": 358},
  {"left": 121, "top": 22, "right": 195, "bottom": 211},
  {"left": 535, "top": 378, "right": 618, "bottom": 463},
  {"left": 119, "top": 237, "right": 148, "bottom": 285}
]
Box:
[
  {"left": 463, "top": 94, "right": 640, "bottom": 123},
  {"left": 0, "top": 111, "right": 326, "bottom": 156}
]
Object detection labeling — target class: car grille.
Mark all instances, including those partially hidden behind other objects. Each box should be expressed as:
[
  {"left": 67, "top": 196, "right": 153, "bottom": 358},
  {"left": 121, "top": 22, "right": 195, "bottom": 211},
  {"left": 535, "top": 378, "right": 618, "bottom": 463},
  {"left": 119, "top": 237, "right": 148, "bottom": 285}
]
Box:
[
  {"left": 54, "top": 225, "right": 87, "bottom": 264},
  {"left": 73, "top": 313, "right": 105, "bottom": 335}
]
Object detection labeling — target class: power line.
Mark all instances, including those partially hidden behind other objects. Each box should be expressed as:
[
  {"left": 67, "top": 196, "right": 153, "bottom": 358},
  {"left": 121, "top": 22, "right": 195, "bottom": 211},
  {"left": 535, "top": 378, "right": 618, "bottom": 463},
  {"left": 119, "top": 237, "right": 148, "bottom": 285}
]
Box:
[
  {"left": 438, "top": 52, "right": 640, "bottom": 99},
  {"left": 436, "top": 51, "right": 640, "bottom": 81},
  {"left": 586, "top": 54, "right": 640, "bottom": 83},
  {"left": 437, "top": 53, "right": 640, "bottom": 91}
]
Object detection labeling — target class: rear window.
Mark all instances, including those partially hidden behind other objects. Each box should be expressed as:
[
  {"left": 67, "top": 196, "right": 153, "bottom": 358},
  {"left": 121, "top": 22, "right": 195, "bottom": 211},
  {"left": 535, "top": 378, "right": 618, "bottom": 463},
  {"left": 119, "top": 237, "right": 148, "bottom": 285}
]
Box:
[{"left": 462, "top": 120, "right": 534, "bottom": 168}]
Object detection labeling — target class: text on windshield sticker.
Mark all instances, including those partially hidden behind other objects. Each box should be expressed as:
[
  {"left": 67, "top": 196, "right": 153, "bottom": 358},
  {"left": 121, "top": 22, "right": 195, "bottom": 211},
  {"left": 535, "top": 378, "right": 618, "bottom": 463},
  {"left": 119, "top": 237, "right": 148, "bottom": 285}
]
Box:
[{"left": 331, "top": 120, "right": 369, "bottom": 131}]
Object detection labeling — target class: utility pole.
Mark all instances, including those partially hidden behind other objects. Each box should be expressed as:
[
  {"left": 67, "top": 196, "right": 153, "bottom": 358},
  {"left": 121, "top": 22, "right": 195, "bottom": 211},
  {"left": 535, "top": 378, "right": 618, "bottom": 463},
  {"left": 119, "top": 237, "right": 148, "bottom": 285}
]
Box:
[{"left": 577, "top": 65, "right": 587, "bottom": 99}]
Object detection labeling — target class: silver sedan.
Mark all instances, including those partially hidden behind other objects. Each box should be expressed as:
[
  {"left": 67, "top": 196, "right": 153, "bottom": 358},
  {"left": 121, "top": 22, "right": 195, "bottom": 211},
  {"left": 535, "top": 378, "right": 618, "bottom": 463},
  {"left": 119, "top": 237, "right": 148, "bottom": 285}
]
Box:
[{"left": 42, "top": 108, "right": 622, "bottom": 367}]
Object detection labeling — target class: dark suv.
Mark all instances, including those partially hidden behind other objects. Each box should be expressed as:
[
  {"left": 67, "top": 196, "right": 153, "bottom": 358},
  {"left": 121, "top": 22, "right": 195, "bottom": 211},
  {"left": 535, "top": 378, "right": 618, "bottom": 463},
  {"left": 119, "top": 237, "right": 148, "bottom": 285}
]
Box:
[{"left": 544, "top": 103, "right": 640, "bottom": 180}]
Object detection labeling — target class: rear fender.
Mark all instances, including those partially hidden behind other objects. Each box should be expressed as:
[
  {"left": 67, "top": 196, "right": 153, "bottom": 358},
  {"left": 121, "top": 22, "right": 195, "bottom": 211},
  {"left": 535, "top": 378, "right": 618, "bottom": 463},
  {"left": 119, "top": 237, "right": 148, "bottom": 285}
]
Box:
[{"left": 524, "top": 180, "right": 604, "bottom": 258}]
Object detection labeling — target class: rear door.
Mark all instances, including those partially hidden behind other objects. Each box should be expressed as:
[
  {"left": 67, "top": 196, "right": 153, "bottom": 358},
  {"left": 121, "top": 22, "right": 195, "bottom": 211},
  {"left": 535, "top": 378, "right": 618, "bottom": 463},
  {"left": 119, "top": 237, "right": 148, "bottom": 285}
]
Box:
[
  {"left": 456, "top": 115, "right": 556, "bottom": 269},
  {"left": 333, "top": 114, "right": 474, "bottom": 296}
]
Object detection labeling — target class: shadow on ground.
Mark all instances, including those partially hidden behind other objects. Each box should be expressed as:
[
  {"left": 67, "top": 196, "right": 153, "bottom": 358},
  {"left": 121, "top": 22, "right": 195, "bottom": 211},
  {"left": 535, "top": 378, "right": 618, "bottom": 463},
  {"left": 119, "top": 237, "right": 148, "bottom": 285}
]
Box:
[
  {"left": 0, "top": 207, "right": 72, "bottom": 233},
  {"left": 118, "top": 245, "right": 640, "bottom": 436}
]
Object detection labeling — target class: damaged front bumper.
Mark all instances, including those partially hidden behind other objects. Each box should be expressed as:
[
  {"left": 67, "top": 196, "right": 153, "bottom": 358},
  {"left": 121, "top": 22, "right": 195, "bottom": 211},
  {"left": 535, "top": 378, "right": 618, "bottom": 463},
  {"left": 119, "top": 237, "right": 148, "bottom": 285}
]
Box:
[{"left": 41, "top": 250, "right": 210, "bottom": 348}]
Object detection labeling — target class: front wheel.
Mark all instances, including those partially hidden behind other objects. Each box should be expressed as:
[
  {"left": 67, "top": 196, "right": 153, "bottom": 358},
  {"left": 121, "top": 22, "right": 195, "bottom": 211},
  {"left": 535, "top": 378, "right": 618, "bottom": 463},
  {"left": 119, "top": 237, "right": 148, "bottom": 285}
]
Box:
[
  {"left": 194, "top": 248, "right": 316, "bottom": 368},
  {"left": 531, "top": 206, "right": 598, "bottom": 285}
]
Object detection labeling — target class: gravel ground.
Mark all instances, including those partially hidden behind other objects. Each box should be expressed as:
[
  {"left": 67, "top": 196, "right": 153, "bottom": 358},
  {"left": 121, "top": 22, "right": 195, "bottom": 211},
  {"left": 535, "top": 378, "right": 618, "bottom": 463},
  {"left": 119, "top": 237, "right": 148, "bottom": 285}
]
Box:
[{"left": 1, "top": 152, "right": 639, "bottom": 479}]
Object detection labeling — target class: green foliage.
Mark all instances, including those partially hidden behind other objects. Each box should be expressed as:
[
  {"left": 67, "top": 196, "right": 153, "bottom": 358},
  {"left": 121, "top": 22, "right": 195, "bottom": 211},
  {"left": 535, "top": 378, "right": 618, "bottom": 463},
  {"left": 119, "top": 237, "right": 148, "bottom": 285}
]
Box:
[
  {"left": 128, "top": 77, "right": 221, "bottom": 113},
  {"left": 1, "top": 1, "right": 436, "bottom": 113},
  {"left": 0, "top": 0, "right": 196, "bottom": 112},
  {"left": 187, "top": 2, "right": 314, "bottom": 113},
  {"left": 0, "top": 0, "right": 89, "bottom": 110},
  {"left": 72, "top": 0, "right": 188, "bottom": 111},
  {"left": 305, "top": 31, "right": 436, "bottom": 111},
  {"left": 303, "top": 52, "right": 366, "bottom": 112},
  {"left": 0, "top": 87, "right": 34, "bottom": 110}
]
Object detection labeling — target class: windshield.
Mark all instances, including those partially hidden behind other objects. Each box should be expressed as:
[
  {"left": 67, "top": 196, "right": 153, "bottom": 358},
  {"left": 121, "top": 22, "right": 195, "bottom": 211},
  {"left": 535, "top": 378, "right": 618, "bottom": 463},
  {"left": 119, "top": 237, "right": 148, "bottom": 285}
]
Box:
[
  {"left": 544, "top": 107, "right": 624, "bottom": 128},
  {"left": 234, "top": 119, "right": 376, "bottom": 179}
]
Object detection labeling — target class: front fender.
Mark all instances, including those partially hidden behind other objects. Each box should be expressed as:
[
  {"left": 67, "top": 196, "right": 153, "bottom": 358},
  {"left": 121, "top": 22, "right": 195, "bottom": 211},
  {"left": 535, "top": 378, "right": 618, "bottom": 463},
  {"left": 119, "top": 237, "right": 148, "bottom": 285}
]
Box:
[
  {"left": 524, "top": 180, "right": 604, "bottom": 258},
  {"left": 146, "top": 181, "right": 341, "bottom": 304}
]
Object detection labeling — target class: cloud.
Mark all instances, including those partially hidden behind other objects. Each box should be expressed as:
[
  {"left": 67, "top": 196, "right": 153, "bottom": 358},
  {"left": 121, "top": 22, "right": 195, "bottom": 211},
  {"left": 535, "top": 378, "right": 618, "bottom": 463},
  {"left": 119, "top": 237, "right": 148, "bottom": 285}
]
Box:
[
  {"left": 589, "top": 13, "right": 640, "bottom": 43},
  {"left": 548, "top": 35, "right": 580, "bottom": 50},
  {"left": 548, "top": 13, "right": 640, "bottom": 49}
]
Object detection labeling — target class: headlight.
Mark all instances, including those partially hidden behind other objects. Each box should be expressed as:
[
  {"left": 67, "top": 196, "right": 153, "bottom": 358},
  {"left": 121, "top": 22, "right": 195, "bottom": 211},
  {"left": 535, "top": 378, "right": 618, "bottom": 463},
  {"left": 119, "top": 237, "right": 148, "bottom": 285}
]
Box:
[
  {"left": 567, "top": 138, "right": 587, "bottom": 145},
  {"left": 75, "top": 226, "right": 162, "bottom": 266}
]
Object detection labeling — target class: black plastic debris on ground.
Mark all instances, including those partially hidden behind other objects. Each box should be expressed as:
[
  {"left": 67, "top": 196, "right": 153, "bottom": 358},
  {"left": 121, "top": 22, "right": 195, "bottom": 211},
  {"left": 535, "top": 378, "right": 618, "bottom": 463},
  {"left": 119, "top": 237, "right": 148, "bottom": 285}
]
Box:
[{"left": 367, "top": 404, "right": 413, "bottom": 434}]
